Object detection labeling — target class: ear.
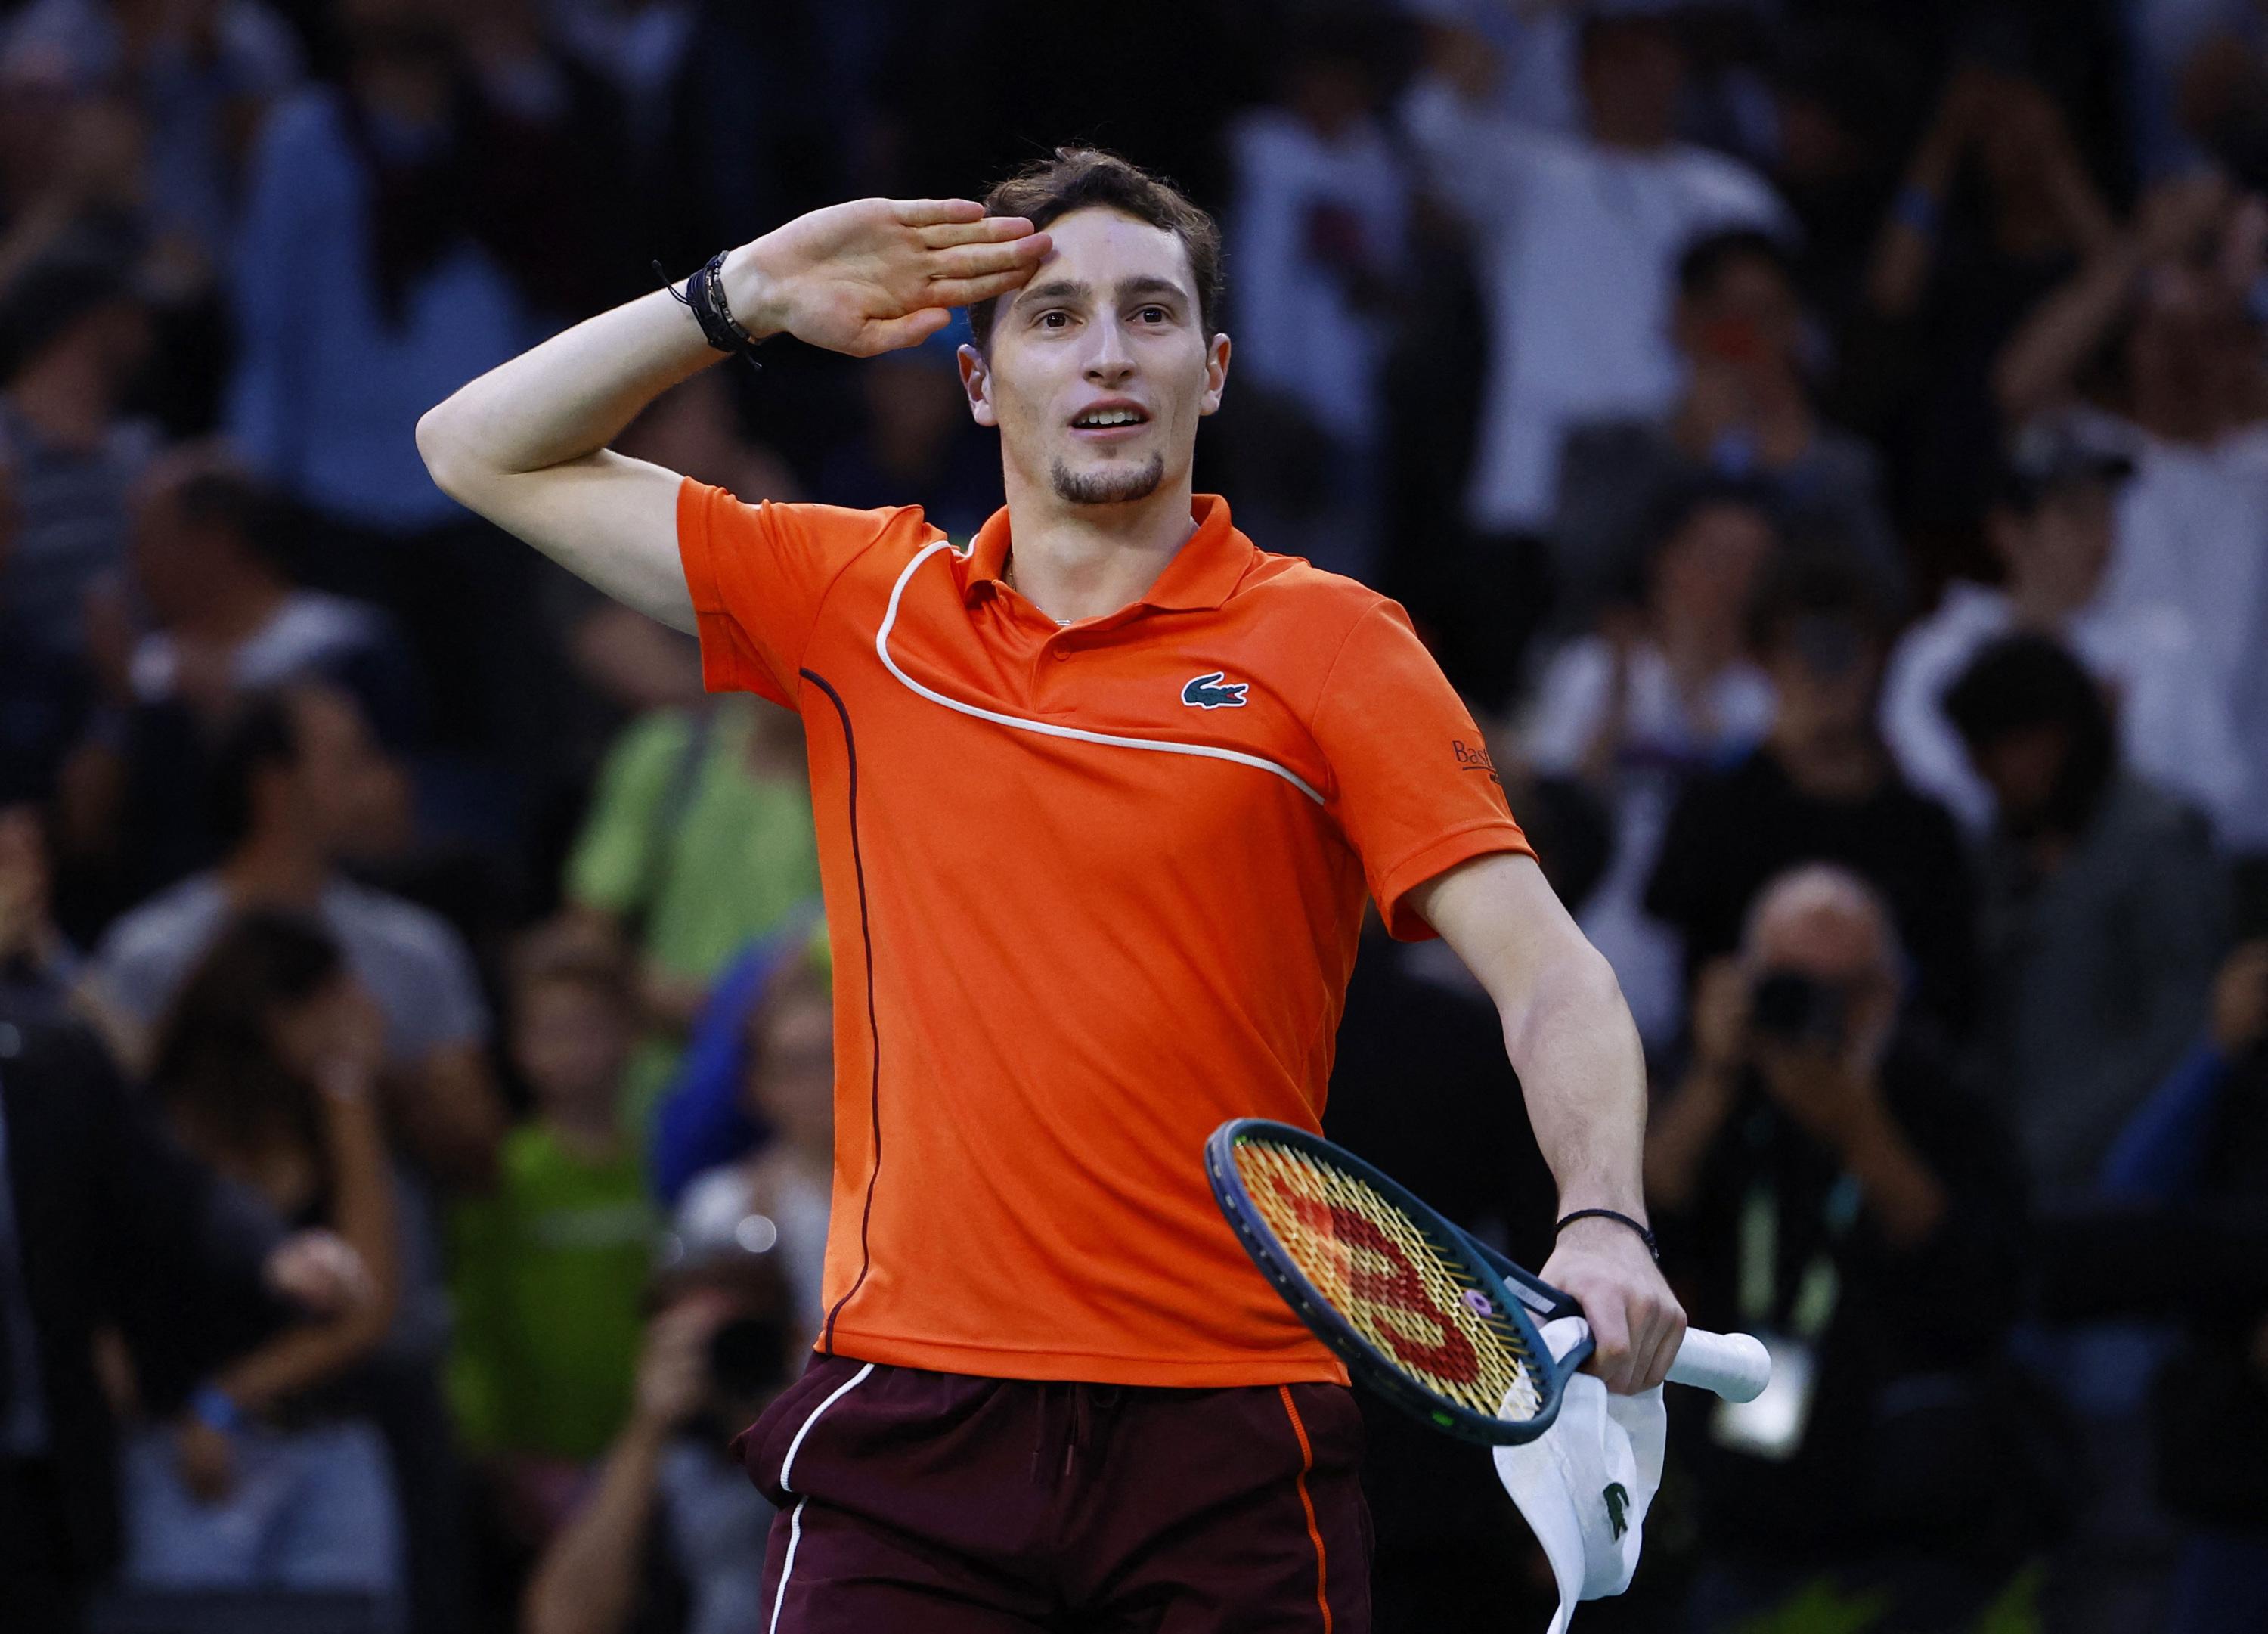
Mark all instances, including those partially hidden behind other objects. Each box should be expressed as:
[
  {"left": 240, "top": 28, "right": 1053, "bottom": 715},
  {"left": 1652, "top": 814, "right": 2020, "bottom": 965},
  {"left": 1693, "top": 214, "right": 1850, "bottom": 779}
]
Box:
[
  {"left": 1198, "top": 332, "right": 1232, "bottom": 417},
  {"left": 958, "top": 343, "right": 997, "bottom": 429}
]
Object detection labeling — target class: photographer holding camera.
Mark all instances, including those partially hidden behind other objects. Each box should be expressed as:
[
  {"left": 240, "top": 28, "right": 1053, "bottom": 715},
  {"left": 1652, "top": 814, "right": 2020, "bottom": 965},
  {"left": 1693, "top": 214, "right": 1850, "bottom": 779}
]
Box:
[
  {"left": 1645, "top": 864, "right": 2038, "bottom": 1628},
  {"left": 521, "top": 1238, "right": 798, "bottom": 1634}
]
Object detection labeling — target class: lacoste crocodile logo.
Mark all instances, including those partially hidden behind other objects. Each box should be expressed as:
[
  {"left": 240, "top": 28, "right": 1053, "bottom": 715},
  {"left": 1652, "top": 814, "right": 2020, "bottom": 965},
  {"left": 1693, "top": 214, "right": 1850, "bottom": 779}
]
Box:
[
  {"left": 1181, "top": 672, "right": 1250, "bottom": 709},
  {"left": 1603, "top": 1481, "right": 1631, "bottom": 1541}
]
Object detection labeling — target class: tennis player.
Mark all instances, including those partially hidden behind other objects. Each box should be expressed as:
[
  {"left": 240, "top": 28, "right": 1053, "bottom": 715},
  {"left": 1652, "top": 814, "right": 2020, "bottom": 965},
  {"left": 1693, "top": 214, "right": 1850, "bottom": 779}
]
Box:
[{"left": 419, "top": 149, "right": 1682, "bottom": 1631}]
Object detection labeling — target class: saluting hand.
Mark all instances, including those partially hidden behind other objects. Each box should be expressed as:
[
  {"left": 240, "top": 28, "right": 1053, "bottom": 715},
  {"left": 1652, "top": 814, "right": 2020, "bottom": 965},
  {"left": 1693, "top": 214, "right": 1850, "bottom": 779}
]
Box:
[{"left": 720, "top": 198, "right": 1053, "bottom": 359}]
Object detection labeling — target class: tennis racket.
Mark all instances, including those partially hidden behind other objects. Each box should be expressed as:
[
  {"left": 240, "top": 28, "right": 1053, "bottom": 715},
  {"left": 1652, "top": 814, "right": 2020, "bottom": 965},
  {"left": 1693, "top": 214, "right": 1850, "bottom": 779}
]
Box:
[{"left": 1206, "top": 1118, "right": 1771, "bottom": 1445}]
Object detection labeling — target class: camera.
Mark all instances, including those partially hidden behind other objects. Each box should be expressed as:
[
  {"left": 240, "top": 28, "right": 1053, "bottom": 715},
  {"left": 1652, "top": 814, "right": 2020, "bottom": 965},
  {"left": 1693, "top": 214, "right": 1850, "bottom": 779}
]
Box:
[{"left": 1749, "top": 969, "right": 1847, "bottom": 1049}]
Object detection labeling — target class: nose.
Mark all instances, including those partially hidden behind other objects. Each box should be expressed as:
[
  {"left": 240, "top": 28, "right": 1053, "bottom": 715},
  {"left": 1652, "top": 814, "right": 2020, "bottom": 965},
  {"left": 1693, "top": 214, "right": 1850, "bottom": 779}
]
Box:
[{"left": 1083, "top": 317, "right": 1135, "bottom": 386}]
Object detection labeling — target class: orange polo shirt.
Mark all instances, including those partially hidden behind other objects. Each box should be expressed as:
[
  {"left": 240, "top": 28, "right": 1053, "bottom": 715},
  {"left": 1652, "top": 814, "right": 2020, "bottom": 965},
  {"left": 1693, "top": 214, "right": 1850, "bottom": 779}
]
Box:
[{"left": 677, "top": 481, "right": 1532, "bottom": 1386}]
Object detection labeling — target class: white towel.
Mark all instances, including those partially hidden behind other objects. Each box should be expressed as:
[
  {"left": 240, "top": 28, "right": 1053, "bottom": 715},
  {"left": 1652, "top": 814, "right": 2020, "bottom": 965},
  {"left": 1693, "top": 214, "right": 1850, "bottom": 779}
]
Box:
[{"left": 1492, "top": 1316, "right": 1668, "bottom": 1634}]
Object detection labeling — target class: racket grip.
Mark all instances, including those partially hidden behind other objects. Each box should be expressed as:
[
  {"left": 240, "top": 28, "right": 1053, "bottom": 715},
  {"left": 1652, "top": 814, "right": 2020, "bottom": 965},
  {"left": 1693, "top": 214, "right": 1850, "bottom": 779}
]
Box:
[{"left": 1665, "top": 1329, "right": 1771, "bottom": 1402}]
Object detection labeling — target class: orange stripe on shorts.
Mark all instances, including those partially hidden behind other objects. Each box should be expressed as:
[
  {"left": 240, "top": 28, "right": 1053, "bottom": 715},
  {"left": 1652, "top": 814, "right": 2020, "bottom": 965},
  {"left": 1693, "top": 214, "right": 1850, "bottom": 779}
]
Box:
[{"left": 1277, "top": 1384, "right": 1333, "bottom": 1634}]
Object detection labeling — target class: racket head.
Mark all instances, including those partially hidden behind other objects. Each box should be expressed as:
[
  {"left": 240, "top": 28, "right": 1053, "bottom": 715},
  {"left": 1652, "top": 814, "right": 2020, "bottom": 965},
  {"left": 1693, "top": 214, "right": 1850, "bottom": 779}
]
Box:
[{"left": 1206, "top": 1118, "right": 1578, "bottom": 1445}]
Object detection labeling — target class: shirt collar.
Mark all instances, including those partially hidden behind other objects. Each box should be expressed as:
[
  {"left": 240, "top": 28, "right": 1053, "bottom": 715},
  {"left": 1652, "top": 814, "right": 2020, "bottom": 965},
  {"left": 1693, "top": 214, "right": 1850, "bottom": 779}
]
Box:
[{"left": 961, "top": 494, "right": 1251, "bottom": 614}]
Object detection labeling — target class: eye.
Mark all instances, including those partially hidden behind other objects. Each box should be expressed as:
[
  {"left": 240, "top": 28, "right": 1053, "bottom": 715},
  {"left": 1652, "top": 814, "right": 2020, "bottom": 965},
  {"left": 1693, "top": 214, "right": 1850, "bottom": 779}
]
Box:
[
  {"left": 1136, "top": 305, "right": 1169, "bottom": 324},
  {"left": 1039, "top": 310, "right": 1071, "bottom": 330}
]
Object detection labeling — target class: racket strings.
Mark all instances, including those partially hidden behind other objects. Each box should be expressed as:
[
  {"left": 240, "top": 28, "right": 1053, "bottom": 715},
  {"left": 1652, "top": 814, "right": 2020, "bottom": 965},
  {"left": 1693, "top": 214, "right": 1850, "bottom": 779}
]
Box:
[{"left": 1235, "top": 1139, "right": 1545, "bottom": 1421}]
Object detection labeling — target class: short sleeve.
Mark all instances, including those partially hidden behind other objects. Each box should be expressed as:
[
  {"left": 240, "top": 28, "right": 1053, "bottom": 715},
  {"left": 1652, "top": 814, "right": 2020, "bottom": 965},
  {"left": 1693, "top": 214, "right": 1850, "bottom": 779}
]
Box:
[
  {"left": 675, "top": 479, "right": 902, "bottom": 706},
  {"left": 1312, "top": 601, "right": 1534, "bottom": 939}
]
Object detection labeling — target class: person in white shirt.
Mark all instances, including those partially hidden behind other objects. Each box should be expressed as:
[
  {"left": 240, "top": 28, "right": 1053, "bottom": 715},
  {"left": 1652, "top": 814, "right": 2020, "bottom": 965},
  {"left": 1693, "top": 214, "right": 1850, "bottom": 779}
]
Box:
[
  {"left": 1994, "top": 172, "right": 2268, "bottom": 851},
  {"left": 1225, "top": 26, "right": 1411, "bottom": 583},
  {"left": 1882, "top": 414, "right": 2246, "bottom": 839},
  {"left": 1523, "top": 479, "right": 1780, "bottom": 1046},
  {"left": 1402, "top": 2, "right": 1789, "bottom": 541}
]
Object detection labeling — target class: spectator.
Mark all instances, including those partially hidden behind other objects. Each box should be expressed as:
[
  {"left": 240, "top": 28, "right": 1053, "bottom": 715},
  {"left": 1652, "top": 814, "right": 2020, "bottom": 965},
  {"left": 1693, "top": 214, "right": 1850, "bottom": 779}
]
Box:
[
  {"left": 2, "top": 0, "right": 304, "bottom": 282},
  {"left": 0, "top": 238, "right": 159, "bottom": 660},
  {"left": 225, "top": 0, "right": 568, "bottom": 766},
  {"left": 671, "top": 947, "right": 833, "bottom": 1350},
  {"left": 563, "top": 691, "right": 820, "bottom": 1132},
  {"left": 0, "top": 801, "right": 83, "bottom": 1023},
  {"left": 88, "top": 679, "right": 500, "bottom": 1634},
  {"left": 816, "top": 320, "right": 1001, "bottom": 542},
  {"left": 1851, "top": 64, "right": 2118, "bottom": 581},
  {"left": 1523, "top": 479, "right": 1778, "bottom": 1046},
  {"left": 124, "top": 444, "right": 423, "bottom": 747},
  {"left": 1994, "top": 172, "right": 2268, "bottom": 851},
  {"left": 116, "top": 911, "right": 404, "bottom": 1611},
  {"left": 1644, "top": 865, "right": 2032, "bottom": 1628},
  {"left": 1404, "top": 5, "right": 1786, "bottom": 694},
  {"left": 521, "top": 1234, "right": 796, "bottom": 1634},
  {"left": 1221, "top": 21, "right": 1409, "bottom": 584},
  {"left": 0, "top": 998, "right": 370, "bottom": 1631},
  {"left": 0, "top": 451, "right": 94, "bottom": 805},
  {"left": 89, "top": 682, "right": 497, "bottom": 1178},
  {"left": 448, "top": 926, "right": 654, "bottom": 1506},
  {"left": 1647, "top": 551, "right": 1979, "bottom": 1043},
  {"left": 1555, "top": 228, "right": 1899, "bottom": 628},
  {"left": 1882, "top": 414, "right": 2245, "bottom": 839},
  {"left": 1946, "top": 633, "right": 2226, "bottom": 1201}
]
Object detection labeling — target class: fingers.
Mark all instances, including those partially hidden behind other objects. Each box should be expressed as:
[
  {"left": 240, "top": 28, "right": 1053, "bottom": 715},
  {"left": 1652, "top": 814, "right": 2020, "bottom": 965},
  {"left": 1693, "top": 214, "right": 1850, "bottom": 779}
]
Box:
[
  {"left": 918, "top": 215, "right": 1040, "bottom": 248},
  {"left": 922, "top": 234, "right": 1052, "bottom": 282},
  {"left": 925, "top": 265, "right": 1046, "bottom": 311},
  {"left": 891, "top": 197, "right": 987, "bottom": 228},
  {"left": 1583, "top": 1298, "right": 1641, "bottom": 1394},
  {"left": 1634, "top": 1300, "right": 1688, "bottom": 1392},
  {"left": 862, "top": 308, "right": 954, "bottom": 355}
]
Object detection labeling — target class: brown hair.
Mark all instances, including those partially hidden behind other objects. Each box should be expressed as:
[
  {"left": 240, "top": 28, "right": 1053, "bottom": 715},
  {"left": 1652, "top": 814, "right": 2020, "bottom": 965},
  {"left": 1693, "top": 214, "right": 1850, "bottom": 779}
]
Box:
[
  {"left": 965, "top": 147, "right": 1225, "bottom": 352},
  {"left": 510, "top": 917, "right": 635, "bottom": 1014}
]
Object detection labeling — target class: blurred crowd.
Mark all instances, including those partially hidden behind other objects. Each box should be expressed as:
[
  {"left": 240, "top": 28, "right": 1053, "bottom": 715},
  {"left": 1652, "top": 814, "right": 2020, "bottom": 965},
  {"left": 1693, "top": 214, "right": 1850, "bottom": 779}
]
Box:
[{"left": 0, "top": 0, "right": 2265, "bottom": 1632}]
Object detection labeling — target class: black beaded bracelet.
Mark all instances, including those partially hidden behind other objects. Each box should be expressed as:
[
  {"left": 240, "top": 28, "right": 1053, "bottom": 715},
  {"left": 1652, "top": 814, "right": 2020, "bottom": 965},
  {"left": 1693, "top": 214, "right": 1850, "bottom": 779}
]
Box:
[
  {"left": 1554, "top": 1208, "right": 1659, "bottom": 1262},
  {"left": 655, "top": 253, "right": 764, "bottom": 371}
]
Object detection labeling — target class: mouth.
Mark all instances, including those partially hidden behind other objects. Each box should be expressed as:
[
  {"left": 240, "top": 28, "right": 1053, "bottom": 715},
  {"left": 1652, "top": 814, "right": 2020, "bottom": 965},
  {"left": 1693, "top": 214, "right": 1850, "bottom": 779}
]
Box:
[{"left": 1068, "top": 401, "right": 1151, "bottom": 441}]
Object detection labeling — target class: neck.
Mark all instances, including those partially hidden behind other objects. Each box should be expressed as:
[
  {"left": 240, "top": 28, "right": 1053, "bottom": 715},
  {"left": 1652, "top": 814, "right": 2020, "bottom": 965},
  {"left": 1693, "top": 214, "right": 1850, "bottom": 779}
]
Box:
[
  {"left": 2006, "top": 575, "right": 2084, "bottom": 629},
  {"left": 544, "top": 1105, "right": 621, "bottom": 1159},
  {"left": 5, "top": 352, "right": 113, "bottom": 452},
  {"left": 996, "top": 467, "right": 1199, "bottom": 625},
  {"left": 219, "top": 830, "right": 330, "bottom": 908}
]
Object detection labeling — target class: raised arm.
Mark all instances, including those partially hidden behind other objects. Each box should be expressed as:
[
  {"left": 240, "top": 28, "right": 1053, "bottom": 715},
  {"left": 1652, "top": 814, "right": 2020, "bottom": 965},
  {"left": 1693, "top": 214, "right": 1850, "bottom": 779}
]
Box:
[
  {"left": 1410, "top": 851, "right": 1686, "bottom": 1391},
  {"left": 414, "top": 199, "right": 1052, "bottom": 631}
]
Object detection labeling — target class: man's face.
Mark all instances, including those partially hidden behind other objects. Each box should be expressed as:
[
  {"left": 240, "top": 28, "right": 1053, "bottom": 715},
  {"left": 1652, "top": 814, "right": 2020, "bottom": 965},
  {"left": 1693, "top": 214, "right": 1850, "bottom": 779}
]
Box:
[
  {"left": 1992, "top": 482, "right": 2115, "bottom": 609},
  {"left": 1678, "top": 256, "right": 1802, "bottom": 377},
  {"left": 1579, "top": 20, "right": 1684, "bottom": 147},
  {"left": 1765, "top": 616, "right": 1882, "bottom": 743},
  {"left": 1969, "top": 721, "right": 2070, "bottom": 833},
  {"left": 512, "top": 979, "right": 632, "bottom": 1115},
  {"left": 960, "top": 207, "right": 1228, "bottom": 511},
  {"left": 280, "top": 689, "right": 390, "bottom": 857}
]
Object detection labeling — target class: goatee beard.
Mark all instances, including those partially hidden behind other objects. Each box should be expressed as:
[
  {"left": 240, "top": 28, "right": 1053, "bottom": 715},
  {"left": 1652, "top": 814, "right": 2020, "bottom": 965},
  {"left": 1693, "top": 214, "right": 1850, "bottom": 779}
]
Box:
[{"left": 1050, "top": 454, "right": 1165, "bottom": 506}]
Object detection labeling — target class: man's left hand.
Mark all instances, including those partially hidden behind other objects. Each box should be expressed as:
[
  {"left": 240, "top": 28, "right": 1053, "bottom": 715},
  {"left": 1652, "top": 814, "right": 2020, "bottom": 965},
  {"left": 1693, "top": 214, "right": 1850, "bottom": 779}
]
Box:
[
  {"left": 1538, "top": 1216, "right": 1684, "bottom": 1393},
  {"left": 262, "top": 1230, "right": 373, "bottom": 1317}
]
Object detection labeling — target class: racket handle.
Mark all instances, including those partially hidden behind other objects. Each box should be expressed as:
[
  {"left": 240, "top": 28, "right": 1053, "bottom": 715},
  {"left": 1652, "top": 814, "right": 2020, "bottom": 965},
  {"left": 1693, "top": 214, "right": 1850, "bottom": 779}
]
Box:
[{"left": 1666, "top": 1329, "right": 1771, "bottom": 1402}]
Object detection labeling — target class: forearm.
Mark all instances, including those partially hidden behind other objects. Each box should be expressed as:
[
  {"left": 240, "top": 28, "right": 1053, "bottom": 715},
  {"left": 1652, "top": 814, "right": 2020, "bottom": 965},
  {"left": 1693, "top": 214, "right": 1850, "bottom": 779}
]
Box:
[
  {"left": 1503, "top": 944, "right": 1650, "bottom": 1217},
  {"left": 417, "top": 284, "right": 722, "bottom": 487},
  {"left": 1992, "top": 239, "right": 2144, "bottom": 417},
  {"left": 523, "top": 1422, "right": 668, "bottom": 1634},
  {"left": 1839, "top": 1101, "right": 1947, "bottom": 1248}
]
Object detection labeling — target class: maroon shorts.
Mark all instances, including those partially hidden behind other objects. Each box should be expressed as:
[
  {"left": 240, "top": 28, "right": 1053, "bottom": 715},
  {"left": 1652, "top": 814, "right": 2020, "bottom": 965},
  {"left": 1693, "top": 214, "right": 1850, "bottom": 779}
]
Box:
[{"left": 734, "top": 1353, "right": 1371, "bottom": 1632}]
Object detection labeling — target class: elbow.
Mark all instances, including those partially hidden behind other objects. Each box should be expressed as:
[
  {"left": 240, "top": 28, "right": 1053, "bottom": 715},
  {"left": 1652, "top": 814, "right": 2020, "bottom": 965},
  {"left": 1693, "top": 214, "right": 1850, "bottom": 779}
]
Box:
[{"left": 414, "top": 401, "right": 478, "bottom": 503}]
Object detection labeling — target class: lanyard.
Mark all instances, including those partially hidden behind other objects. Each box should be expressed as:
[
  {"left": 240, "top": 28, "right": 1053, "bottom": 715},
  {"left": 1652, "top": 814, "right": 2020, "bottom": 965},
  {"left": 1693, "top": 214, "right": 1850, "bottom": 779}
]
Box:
[{"left": 1734, "top": 1120, "right": 1862, "bottom": 1344}]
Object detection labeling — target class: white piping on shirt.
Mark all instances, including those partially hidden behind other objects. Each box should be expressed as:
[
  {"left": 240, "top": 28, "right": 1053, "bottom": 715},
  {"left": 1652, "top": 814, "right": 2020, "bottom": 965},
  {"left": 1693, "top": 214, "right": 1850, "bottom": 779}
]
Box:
[{"left": 875, "top": 541, "right": 1327, "bottom": 805}]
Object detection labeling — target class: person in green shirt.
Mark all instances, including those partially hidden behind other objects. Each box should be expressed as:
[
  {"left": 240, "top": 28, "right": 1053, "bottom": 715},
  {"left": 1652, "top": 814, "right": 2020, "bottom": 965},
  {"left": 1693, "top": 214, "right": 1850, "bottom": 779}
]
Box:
[
  {"left": 448, "top": 929, "right": 657, "bottom": 1523},
  {"left": 562, "top": 694, "right": 823, "bottom": 1132}
]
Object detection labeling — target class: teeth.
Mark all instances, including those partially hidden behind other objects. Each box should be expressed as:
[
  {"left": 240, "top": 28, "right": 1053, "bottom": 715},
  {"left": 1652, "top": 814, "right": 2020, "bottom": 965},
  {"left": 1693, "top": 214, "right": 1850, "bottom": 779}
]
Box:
[{"left": 1077, "top": 409, "right": 1142, "bottom": 427}]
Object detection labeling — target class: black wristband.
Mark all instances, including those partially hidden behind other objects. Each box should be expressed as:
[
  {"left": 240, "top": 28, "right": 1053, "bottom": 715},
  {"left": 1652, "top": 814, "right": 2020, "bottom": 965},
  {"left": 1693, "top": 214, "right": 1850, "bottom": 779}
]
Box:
[
  {"left": 656, "top": 253, "right": 764, "bottom": 371},
  {"left": 1554, "top": 1208, "right": 1659, "bottom": 1262}
]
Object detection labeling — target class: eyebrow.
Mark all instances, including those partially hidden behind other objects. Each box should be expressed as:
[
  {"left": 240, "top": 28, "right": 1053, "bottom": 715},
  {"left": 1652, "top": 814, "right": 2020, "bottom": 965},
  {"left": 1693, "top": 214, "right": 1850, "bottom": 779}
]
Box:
[{"left": 1013, "top": 274, "right": 1191, "bottom": 312}]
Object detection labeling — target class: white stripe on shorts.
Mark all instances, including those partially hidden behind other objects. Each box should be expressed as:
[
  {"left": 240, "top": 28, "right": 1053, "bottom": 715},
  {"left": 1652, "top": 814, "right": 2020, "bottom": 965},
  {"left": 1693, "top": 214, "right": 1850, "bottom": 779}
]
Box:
[{"left": 768, "top": 1361, "right": 876, "bottom": 1634}]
